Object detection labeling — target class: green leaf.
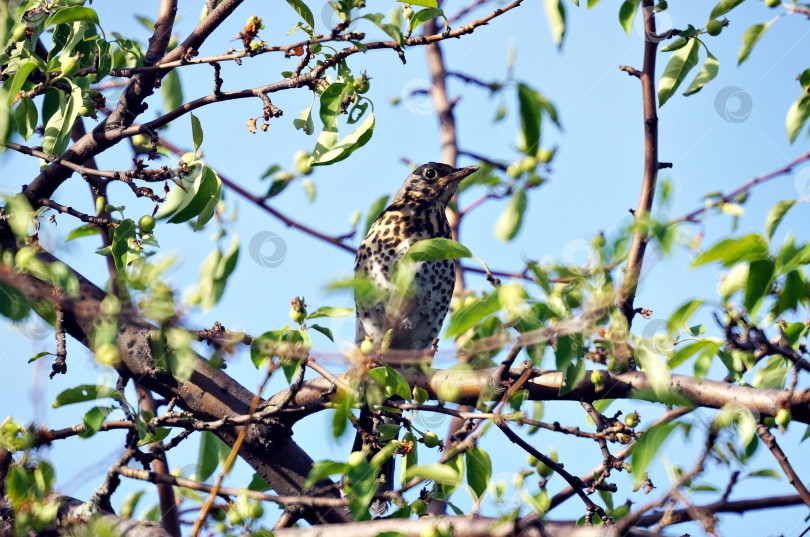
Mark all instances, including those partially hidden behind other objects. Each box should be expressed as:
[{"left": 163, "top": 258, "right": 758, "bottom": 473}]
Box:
[
  {"left": 517, "top": 83, "right": 542, "bottom": 154},
  {"left": 744, "top": 258, "right": 775, "bottom": 313},
  {"left": 14, "top": 97, "right": 37, "bottom": 140},
  {"left": 285, "top": 0, "right": 315, "bottom": 27},
  {"left": 0, "top": 281, "right": 31, "bottom": 321},
  {"left": 408, "top": 8, "right": 445, "bottom": 35},
  {"left": 367, "top": 365, "right": 412, "bottom": 401},
  {"left": 765, "top": 200, "right": 797, "bottom": 240},
  {"left": 401, "top": 0, "right": 438, "bottom": 7},
  {"left": 464, "top": 447, "right": 491, "bottom": 500},
  {"left": 167, "top": 166, "right": 221, "bottom": 224},
  {"left": 111, "top": 219, "right": 137, "bottom": 271},
  {"left": 7, "top": 61, "right": 38, "bottom": 107},
  {"left": 544, "top": 0, "right": 566, "bottom": 47},
  {"left": 402, "top": 238, "right": 472, "bottom": 263},
  {"left": 46, "top": 6, "right": 100, "bottom": 26},
  {"left": 42, "top": 82, "right": 83, "bottom": 155},
  {"left": 667, "top": 299, "right": 703, "bottom": 334},
  {"left": 190, "top": 113, "right": 203, "bottom": 153},
  {"left": 137, "top": 426, "right": 170, "bottom": 447},
  {"left": 363, "top": 195, "right": 389, "bottom": 237},
  {"left": 196, "top": 431, "right": 224, "bottom": 481},
  {"left": 80, "top": 406, "right": 112, "bottom": 438},
  {"left": 495, "top": 189, "right": 527, "bottom": 242},
  {"left": 309, "top": 323, "right": 334, "bottom": 341},
  {"left": 304, "top": 460, "right": 349, "bottom": 491},
  {"left": 618, "top": 0, "right": 639, "bottom": 35},
  {"left": 306, "top": 306, "right": 353, "bottom": 319},
  {"left": 710, "top": 0, "right": 745, "bottom": 19},
  {"left": 773, "top": 270, "right": 804, "bottom": 315},
  {"left": 162, "top": 69, "right": 183, "bottom": 114},
  {"left": 120, "top": 490, "right": 145, "bottom": 519},
  {"left": 405, "top": 463, "right": 462, "bottom": 485},
  {"left": 28, "top": 351, "right": 52, "bottom": 364},
  {"left": 445, "top": 289, "right": 502, "bottom": 338},
  {"left": 658, "top": 39, "right": 700, "bottom": 107},
  {"left": 53, "top": 384, "right": 122, "bottom": 408},
  {"left": 631, "top": 423, "right": 677, "bottom": 481},
  {"left": 747, "top": 469, "right": 782, "bottom": 479},
  {"left": 311, "top": 108, "right": 375, "bottom": 166},
  {"left": 738, "top": 23, "right": 769, "bottom": 65},
  {"left": 683, "top": 52, "right": 718, "bottom": 96},
  {"left": 786, "top": 93, "right": 810, "bottom": 144},
  {"left": 66, "top": 224, "right": 100, "bottom": 241},
  {"left": 692, "top": 234, "right": 769, "bottom": 267}
]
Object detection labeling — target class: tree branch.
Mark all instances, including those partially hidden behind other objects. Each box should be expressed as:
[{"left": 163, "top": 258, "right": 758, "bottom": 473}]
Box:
[{"left": 617, "top": 0, "right": 661, "bottom": 326}]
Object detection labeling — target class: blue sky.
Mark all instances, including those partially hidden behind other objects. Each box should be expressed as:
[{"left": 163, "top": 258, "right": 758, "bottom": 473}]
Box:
[{"left": 2, "top": 0, "right": 809, "bottom": 534}]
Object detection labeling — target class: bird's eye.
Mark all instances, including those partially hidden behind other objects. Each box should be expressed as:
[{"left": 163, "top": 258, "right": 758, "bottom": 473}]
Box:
[{"left": 424, "top": 168, "right": 437, "bottom": 179}]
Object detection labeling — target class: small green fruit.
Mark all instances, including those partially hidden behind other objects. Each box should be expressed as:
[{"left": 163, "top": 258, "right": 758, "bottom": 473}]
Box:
[
  {"left": 359, "top": 337, "right": 374, "bottom": 355},
  {"left": 520, "top": 156, "right": 538, "bottom": 172},
  {"left": 706, "top": 19, "right": 723, "bottom": 36},
  {"left": 763, "top": 416, "right": 776, "bottom": 428},
  {"left": 95, "top": 342, "right": 120, "bottom": 367},
  {"left": 248, "top": 503, "right": 264, "bottom": 519},
  {"left": 138, "top": 215, "right": 156, "bottom": 233},
  {"left": 355, "top": 74, "right": 370, "bottom": 94},
  {"left": 765, "top": 0, "right": 780, "bottom": 6},
  {"left": 590, "top": 370, "right": 605, "bottom": 390},
  {"left": 294, "top": 150, "right": 313, "bottom": 175},
  {"left": 775, "top": 408, "right": 791, "bottom": 429},
  {"left": 411, "top": 499, "right": 427, "bottom": 516},
  {"left": 347, "top": 451, "right": 366, "bottom": 467},
  {"left": 12, "top": 25, "right": 27, "bottom": 42},
  {"left": 227, "top": 509, "right": 243, "bottom": 525},
  {"left": 506, "top": 163, "right": 521, "bottom": 179},
  {"left": 60, "top": 57, "right": 79, "bottom": 77},
  {"left": 624, "top": 412, "right": 640, "bottom": 428},
  {"left": 536, "top": 460, "right": 553, "bottom": 478},
  {"left": 289, "top": 307, "right": 306, "bottom": 323},
  {"left": 402, "top": 5, "right": 414, "bottom": 19},
  {"left": 527, "top": 454, "right": 539, "bottom": 466},
  {"left": 657, "top": 0, "right": 668, "bottom": 10},
  {"left": 422, "top": 431, "right": 440, "bottom": 448}
]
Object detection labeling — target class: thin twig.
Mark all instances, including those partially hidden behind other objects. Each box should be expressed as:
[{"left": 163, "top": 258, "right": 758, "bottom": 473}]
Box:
[{"left": 756, "top": 423, "right": 810, "bottom": 508}]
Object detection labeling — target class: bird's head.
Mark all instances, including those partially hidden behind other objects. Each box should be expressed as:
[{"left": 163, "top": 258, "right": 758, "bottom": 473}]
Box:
[{"left": 392, "top": 162, "right": 479, "bottom": 206}]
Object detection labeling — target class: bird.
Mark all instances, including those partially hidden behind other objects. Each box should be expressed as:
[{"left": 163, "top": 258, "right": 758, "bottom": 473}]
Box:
[{"left": 351, "top": 162, "right": 479, "bottom": 512}]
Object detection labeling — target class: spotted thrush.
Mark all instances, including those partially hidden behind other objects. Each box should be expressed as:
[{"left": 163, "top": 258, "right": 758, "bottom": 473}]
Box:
[{"left": 351, "top": 162, "right": 479, "bottom": 509}]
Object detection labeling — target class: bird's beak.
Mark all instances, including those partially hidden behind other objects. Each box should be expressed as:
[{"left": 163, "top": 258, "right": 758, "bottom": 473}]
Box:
[{"left": 444, "top": 165, "right": 479, "bottom": 185}]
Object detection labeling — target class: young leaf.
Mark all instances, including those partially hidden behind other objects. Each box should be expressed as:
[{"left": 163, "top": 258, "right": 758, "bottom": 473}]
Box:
[
  {"left": 7, "top": 61, "right": 38, "bottom": 106},
  {"left": 401, "top": 0, "right": 439, "bottom": 7},
  {"left": 53, "top": 385, "right": 122, "bottom": 407},
  {"left": 658, "top": 39, "right": 700, "bottom": 107},
  {"left": 191, "top": 113, "right": 203, "bottom": 153},
  {"left": 46, "top": 6, "right": 100, "bottom": 26},
  {"left": 402, "top": 238, "right": 472, "bottom": 263},
  {"left": 285, "top": 0, "right": 315, "bottom": 28},
  {"left": 710, "top": 0, "right": 745, "bottom": 19},
  {"left": 363, "top": 195, "right": 390, "bottom": 237},
  {"left": 465, "top": 447, "right": 491, "bottom": 499},
  {"left": 405, "top": 463, "right": 462, "bottom": 485},
  {"left": 162, "top": 69, "right": 183, "bottom": 114},
  {"left": 517, "top": 84, "right": 542, "bottom": 154},
  {"left": 544, "top": 0, "right": 566, "bottom": 48},
  {"left": 495, "top": 189, "right": 527, "bottom": 242},
  {"left": 197, "top": 431, "right": 223, "bottom": 481},
  {"left": 618, "top": 0, "right": 639, "bottom": 35},
  {"left": 14, "top": 97, "right": 37, "bottom": 140},
  {"left": 765, "top": 200, "right": 797, "bottom": 239},
  {"left": 738, "top": 23, "right": 769, "bottom": 65},
  {"left": 630, "top": 422, "right": 677, "bottom": 481},
  {"left": 445, "top": 289, "right": 502, "bottom": 337},
  {"left": 744, "top": 258, "right": 775, "bottom": 314},
  {"left": 306, "top": 306, "right": 353, "bottom": 319},
  {"left": 786, "top": 93, "right": 810, "bottom": 144},
  {"left": 683, "top": 52, "right": 719, "bottom": 96},
  {"left": 0, "top": 281, "right": 31, "bottom": 321},
  {"left": 311, "top": 109, "right": 375, "bottom": 166},
  {"left": 667, "top": 299, "right": 703, "bottom": 334},
  {"left": 111, "top": 219, "right": 137, "bottom": 271},
  {"left": 692, "top": 234, "right": 769, "bottom": 267}
]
